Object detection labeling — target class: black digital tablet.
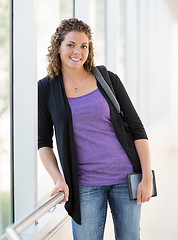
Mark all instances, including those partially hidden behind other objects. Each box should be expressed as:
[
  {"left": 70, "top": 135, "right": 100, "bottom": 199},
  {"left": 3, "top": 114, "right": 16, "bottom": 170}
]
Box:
[{"left": 127, "top": 170, "right": 157, "bottom": 200}]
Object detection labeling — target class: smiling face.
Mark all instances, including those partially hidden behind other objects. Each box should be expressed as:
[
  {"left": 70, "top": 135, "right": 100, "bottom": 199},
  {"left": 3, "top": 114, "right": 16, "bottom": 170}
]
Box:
[{"left": 58, "top": 31, "right": 89, "bottom": 71}]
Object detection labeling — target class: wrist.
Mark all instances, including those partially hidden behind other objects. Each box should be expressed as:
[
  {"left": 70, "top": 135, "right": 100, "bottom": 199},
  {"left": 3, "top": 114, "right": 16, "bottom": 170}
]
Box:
[
  {"left": 142, "top": 171, "right": 153, "bottom": 180},
  {"left": 53, "top": 172, "right": 64, "bottom": 184}
]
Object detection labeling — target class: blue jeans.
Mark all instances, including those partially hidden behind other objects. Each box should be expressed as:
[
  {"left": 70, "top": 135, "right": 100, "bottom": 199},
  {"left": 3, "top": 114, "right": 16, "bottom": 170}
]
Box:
[{"left": 72, "top": 183, "right": 141, "bottom": 240}]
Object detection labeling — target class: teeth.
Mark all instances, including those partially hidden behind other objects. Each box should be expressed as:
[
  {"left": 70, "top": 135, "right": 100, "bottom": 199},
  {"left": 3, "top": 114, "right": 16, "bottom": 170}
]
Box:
[{"left": 70, "top": 58, "right": 80, "bottom": 61}]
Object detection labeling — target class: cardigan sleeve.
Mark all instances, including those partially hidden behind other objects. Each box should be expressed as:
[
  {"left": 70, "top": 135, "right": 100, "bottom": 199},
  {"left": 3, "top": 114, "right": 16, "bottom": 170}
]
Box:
[
  {"left": 108, "top": 71, "right": 148, "bottom": 140},
  {"left": 38, "top": 78, "right": 54, "bottom": 149}
]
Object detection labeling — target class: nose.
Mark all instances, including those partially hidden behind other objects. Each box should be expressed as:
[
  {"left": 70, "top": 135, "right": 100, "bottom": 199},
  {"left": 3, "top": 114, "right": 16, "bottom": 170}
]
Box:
[{"left": 73, "top": 47, "right": 80, "bottom": 54}]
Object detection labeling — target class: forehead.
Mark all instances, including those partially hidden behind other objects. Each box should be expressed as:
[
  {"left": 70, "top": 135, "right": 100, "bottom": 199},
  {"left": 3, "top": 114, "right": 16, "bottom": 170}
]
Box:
[{"left": 63, "top": 31, "right": 89, "bottom": 43}]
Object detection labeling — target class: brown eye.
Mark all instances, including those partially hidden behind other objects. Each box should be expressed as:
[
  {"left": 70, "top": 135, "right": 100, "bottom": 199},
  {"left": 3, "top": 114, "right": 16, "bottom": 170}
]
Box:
[{"left": 67, "top": 44, "right": 74, "bottom": 47}]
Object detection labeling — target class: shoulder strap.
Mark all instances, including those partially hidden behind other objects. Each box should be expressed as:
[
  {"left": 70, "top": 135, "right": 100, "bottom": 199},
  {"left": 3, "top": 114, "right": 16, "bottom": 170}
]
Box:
[
  {"left": 96, "top": 65, "right": 115, "bottom": 94},
  {"left": 92, "top": 66, "right": 121, "bottom": 114}
]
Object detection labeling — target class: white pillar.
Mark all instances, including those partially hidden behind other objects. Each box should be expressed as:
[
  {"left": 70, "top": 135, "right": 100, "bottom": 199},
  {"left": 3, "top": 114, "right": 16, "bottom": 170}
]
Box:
[
  {"left": 124, "top": 0, "right": 139, "bottom": 105},
  {"left": 13, "top": 0, "right": 37, "bottom": 222},
  {"left": 106, "top": 0, "right": 119, "bottom": 73},
  {"left": 74, "top": 0, "right": 91, "bottom": 24}
]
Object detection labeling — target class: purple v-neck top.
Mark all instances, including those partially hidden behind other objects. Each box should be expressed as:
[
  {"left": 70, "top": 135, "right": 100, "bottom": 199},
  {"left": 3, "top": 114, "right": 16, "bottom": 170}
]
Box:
[{"left": 68, "top": 88, "right": 133, "bottom": 186}]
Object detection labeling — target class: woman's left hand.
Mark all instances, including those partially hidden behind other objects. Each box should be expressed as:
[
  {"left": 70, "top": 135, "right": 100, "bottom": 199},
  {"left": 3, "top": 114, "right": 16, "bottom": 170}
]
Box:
[{"left": 137, "top": 174, "right": 153, "bottom": 205}]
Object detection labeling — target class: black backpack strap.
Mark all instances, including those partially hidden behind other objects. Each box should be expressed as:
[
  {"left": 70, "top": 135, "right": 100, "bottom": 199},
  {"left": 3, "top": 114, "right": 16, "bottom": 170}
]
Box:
[
  {"left": 92, "top": 66, "right": 121, "bottom": 114},
  {"left": 96, "top": 65, "right": 116, "bottom": 95}
]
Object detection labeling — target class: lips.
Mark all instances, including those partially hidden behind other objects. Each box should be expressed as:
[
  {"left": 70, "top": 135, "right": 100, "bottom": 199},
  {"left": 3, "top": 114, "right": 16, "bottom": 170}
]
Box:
[{"left": 70, "top": 57, "right": 81, "bottom": 62}]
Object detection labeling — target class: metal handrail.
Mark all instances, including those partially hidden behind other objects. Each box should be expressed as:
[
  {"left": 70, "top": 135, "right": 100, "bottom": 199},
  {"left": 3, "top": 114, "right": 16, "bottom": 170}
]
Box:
[{"left": 6, "top": 192, "right": 64, "bottom": 240}]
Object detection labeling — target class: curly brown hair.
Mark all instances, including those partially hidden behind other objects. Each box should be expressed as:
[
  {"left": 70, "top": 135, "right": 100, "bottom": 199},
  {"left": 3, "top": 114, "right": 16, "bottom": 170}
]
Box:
[{"left": 46, "top": 18, "right": 95, "bottom": 79}]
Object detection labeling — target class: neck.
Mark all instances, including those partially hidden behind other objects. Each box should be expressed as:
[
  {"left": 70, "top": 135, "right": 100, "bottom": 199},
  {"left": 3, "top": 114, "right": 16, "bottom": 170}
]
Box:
[{"left": 61, "top": 66, "right": 87, "bottom": 82}]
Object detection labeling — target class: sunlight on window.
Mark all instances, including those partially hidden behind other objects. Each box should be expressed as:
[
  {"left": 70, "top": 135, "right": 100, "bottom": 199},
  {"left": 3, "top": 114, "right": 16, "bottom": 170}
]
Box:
[
  {"left": 0, "top": 0, "right": 11, "bottom": 235},
  {"left": 89, "top": 0, "right": 106, "bottom": 65}
]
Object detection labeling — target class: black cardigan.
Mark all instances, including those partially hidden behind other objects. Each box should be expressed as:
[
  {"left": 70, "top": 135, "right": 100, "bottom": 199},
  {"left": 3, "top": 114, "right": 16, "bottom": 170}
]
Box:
[{"left": 38, "top": 67, "right": 148, "bottom": 224}]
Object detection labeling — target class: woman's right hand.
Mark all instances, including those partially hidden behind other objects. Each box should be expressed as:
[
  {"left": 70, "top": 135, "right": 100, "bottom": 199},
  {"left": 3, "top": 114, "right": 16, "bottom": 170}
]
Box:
[
  {"left": 38, "top": 147, "right": 69, "bottom": 204},
  {"left": 51, "top": 176, "right": 69, "bottom": 204}
]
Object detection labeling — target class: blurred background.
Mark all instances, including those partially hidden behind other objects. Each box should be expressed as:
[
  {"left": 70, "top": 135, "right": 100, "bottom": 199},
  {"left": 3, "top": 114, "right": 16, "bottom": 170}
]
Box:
[{"left": 0, "top": 0, "right": 178, "bottom": 239}]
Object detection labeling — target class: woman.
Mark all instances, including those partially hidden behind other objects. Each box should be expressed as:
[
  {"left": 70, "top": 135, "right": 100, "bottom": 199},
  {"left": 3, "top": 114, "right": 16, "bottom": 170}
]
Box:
[{"left": 38, "top": 18, "right": 152, "bottom": 240}]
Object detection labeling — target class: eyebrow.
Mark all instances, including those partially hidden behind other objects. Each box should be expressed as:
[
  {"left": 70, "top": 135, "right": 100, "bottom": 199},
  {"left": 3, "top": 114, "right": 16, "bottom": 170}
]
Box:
[{"left": 67, "top": 41, "right": 88, "bottom": 45}]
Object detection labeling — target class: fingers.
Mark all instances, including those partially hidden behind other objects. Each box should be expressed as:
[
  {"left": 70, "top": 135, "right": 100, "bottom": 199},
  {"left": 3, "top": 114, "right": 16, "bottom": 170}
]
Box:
[
  {"left": 137, "top": 183, "right": 152, "bottom": 205},
  {"left": 137, "top": 185, "right": 142, "bottom": 205},
  {"left": 63, "top": 184, "right": 69, "bottom": 202},
  {"left": 50, "top": 182, "right": 69, "bottom": 204}
]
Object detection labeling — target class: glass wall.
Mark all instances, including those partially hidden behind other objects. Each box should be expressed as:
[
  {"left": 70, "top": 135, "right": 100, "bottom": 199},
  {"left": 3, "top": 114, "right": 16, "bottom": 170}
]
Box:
[
  {"left": 59, "top": 0, "right": 73, "bottom": 20},
  {"left": 91, "top": 0, "right": 106, "bottom": 65},
  {"left": 116, "top": 0, "right": 126, "bottom": 82},
  {"left": 0, "top": 0, "right": 12, "bottom": 235}
]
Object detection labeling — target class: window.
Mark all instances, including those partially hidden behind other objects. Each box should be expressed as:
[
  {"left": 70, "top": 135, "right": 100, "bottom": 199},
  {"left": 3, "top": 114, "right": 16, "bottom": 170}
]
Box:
[
  {"left": 0, "top": 0, "right": 12, "bottom": 235},
  {"left": 92, "top": 0, "right": 106, "bottom": 65}
]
